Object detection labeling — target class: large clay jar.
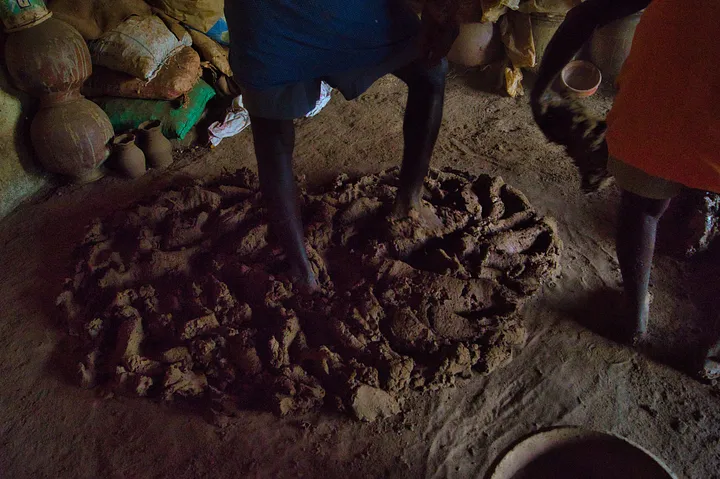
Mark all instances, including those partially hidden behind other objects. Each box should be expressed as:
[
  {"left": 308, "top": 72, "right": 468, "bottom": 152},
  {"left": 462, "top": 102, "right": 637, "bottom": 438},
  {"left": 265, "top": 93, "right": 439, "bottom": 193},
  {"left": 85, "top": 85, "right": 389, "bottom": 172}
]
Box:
[
  {"left": 530, "top": 13, "right": 565, "bottom": 72},
  {"left": 0, "top": 0, "right": 51, "bottom": 32},
  {"left": 2, "top": 11, "right": 114, "bottom": 182},
  {"left": 4, "top": 17, "right": 91, "bottom": 103},
  {"left": 30, "top": 98, "right": 114, "bottom": 182},
  {"left": 588, "top": 11, "right": 643, "bottom": 85},
  {"left": 447, "top": 22, "right": 502, "bottom": 67},
  {"left": 111, "top": 133, "right": 146, "bottom": 179},
  {"left": 137, "top": 120, "right": 173, "bottom": 169}
]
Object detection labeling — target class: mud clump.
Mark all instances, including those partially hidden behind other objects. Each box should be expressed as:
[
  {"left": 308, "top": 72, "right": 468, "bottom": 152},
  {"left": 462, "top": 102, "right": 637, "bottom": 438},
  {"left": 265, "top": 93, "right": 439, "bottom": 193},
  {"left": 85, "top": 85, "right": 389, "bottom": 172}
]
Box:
[{"left": 57, "top": 168, "right": 561, "bottom": 421}]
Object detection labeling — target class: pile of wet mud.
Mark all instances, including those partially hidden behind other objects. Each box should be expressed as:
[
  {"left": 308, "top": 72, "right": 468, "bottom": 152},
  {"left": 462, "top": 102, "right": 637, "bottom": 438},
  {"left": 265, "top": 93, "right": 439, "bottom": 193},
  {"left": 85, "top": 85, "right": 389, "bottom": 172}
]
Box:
[{"left": 57, "top": 168, "right": 561, "bottom": 421}]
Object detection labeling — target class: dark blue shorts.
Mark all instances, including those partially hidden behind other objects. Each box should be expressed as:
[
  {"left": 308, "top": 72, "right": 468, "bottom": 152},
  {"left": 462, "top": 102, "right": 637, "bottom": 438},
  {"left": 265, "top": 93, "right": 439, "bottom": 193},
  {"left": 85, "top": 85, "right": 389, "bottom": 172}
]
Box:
[
  {"left": 226, "top": 0, "right": 422, "bottom": 119},
  {"left": 239, "top": 41, "right": 420, "bottom": 120}
]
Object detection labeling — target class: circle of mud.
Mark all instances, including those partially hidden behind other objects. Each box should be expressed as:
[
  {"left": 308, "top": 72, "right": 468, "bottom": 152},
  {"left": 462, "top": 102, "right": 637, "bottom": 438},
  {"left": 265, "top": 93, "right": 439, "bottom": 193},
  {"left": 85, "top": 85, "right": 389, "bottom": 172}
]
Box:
[{"left": 57, "top": 168, "right": 561, "bottom": 421}]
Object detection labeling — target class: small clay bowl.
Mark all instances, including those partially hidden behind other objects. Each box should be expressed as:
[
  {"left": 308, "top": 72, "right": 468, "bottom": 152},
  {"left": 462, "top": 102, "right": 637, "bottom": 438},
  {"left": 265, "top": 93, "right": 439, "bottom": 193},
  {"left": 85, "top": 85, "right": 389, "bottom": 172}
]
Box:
[{"left": 561, "top": 60, "right": 602, "bottom": 97}]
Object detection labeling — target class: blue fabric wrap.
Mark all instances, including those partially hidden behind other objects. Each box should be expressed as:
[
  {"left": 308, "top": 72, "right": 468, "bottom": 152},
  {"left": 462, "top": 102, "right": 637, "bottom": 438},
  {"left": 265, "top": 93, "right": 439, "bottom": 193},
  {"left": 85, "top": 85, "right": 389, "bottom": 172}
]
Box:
[{"left": 225, "top": 0, "right": 420, "bottom": 89}]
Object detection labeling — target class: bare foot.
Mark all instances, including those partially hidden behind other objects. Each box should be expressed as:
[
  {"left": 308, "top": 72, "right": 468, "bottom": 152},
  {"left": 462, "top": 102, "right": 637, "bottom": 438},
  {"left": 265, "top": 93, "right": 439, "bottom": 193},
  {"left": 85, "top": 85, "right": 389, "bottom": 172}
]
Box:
[
  {"left": 390, "top": 199, "right": 443, "bottom": 232},
  {"left": 620, "top": 290, "right": 651, "bottom": 345},
  {"left": 632, "top": 331, "right": 650, "bottom": 349},
  {"left": 289, "top": 263, "right": 320, "bottom": 295}
]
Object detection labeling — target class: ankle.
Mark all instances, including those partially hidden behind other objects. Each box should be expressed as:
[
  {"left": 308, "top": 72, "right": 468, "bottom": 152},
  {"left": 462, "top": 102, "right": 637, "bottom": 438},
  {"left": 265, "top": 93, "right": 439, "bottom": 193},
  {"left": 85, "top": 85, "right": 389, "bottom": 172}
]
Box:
[{"left": 623, "top": 292, "right": 650, "bottom": 338}]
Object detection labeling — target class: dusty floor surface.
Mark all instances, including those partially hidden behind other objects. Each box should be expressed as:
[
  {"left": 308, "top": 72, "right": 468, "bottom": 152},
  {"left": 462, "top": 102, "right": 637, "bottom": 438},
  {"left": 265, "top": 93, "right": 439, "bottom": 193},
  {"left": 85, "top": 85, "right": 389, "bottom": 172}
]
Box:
[{"left": 1, "top": 73, "right": 719, "bottom": 478}]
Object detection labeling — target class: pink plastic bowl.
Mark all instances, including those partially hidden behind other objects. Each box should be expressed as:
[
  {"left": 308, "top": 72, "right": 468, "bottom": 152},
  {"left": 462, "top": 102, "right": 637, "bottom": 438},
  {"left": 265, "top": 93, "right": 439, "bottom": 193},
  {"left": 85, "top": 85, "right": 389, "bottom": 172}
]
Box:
[{"left": 561, "top": 60, "right": 602, "bottom": 97}]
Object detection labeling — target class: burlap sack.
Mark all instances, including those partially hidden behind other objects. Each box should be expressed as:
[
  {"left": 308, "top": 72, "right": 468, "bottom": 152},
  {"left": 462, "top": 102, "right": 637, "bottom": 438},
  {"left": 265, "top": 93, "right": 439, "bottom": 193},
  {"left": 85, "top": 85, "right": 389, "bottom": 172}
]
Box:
[
  {"left": 89, "top": 15, "right": 191, "bottom": 80},
  {"left": 153, "top": 0, "right": 223, "bottom": 32},
  {"left": 48, "top": 0, "right": 151, "bottom": 40}
]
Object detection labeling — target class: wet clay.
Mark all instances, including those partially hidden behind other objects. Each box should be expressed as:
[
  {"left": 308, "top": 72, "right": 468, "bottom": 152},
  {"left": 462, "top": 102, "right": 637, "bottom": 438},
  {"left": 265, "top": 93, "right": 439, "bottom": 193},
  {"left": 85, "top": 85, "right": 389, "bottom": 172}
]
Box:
[{"left": 57, "top": 168, "right": 562, "bottom": 421}]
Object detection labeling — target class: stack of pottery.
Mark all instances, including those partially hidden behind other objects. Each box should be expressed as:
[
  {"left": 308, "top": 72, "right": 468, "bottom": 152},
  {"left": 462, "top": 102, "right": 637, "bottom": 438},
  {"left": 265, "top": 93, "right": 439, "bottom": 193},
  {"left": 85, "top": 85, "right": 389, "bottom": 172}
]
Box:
[
  {"left": 112, "top": 120, "right": 174, "bottom": 179},
  {"left": 1, "top": 0, "right": 114, "bottom": 183}
]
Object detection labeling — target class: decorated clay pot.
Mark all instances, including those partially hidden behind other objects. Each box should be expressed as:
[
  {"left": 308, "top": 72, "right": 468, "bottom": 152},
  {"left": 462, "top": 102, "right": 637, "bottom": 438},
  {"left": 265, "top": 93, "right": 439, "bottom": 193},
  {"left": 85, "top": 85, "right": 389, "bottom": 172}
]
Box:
[
  {"left": 137, "top": 120, "right": 173, "bottom": 169},
  {"left": 0, "top": 0, "right": 52, "bottom": 33},
  {"left": 4, "top": 17, "right": 91, "bottom": 102},
  {"left": 112, "top": 133, "right": 146, "bottom": 179},
  {"left": 30, "top": 98, "right": 113, "bottom": 182}
]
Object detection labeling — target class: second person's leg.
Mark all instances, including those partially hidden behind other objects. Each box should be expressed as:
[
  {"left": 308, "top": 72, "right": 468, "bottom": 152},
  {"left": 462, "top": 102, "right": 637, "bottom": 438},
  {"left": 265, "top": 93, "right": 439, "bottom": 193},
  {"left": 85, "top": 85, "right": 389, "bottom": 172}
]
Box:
[{"left": 616, "top": 190, "right": 671, "bottom": 340}]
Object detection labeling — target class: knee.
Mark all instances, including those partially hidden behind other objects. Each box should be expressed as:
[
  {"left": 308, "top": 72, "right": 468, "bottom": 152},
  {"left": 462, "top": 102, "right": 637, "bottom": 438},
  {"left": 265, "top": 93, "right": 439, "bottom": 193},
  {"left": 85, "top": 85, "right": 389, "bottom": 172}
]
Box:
[
  {"left": 408, "top": 58, "right": 448, "bottom": 93},
  {"left": 426, "top": 58, "right": 449, "bottom": 87},
  {"left": 250, "top": 116, "right": 294, "bottom": 140},
  {"left": 620, "top": 190, "right": 671, "bottom": 220},
  {"left": 250, "top": 116, "right": 295, "bottom": 154}
]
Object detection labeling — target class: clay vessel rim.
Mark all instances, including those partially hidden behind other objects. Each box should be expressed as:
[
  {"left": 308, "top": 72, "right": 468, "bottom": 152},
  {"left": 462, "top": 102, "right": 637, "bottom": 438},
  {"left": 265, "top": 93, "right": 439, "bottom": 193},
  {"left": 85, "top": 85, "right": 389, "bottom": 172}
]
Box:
[
  {"left": 561, "top": 60, "right": 602, "bottom": 94},
  {"left": 4, "top": 11, "right": 53, "bottom": 33},
  {"left": 113, "top": 134, "right": 137, "bottom": 146},
  {"left": 139, "top": 120, "right": 162, "bottom": 131}
]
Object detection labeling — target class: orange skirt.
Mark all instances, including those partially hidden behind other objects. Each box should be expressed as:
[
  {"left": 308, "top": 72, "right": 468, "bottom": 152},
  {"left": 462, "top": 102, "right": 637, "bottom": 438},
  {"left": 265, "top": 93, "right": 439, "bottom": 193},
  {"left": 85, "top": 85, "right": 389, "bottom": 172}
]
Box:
[{"left": 605, "top": 0, "right": 720, "bottom": 193}]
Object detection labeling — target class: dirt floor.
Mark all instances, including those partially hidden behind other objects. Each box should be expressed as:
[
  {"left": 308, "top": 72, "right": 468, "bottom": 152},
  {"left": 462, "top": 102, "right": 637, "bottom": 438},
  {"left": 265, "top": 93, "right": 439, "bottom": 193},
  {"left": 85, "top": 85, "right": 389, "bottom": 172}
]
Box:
[{"left": 1, "top": 73, "right": 719, "bottom": 478}]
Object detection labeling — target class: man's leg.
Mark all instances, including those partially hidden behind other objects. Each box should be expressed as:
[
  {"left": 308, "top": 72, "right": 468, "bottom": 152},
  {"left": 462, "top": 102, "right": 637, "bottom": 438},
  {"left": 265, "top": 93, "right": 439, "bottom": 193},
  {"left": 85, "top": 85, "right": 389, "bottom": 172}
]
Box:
[
  {"left": 391, "top": 59, "right": 448, "bottom": 223},
  {"left": 250, "top": 115, "right": 318, "bottom": 291},
  {"left": 616, "top": 190, "right": 671, "bottom": 340}
]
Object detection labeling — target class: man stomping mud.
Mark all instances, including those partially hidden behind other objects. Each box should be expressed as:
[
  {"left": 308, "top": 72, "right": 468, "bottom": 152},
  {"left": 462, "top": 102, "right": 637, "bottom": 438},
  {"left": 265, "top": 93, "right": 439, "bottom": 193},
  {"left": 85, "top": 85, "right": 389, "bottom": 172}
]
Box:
[
  {"left": 532, "top": 0, "right": 720, "bottom": 367},
  {"left": 225, "top": 1, "right": 459, "bottom": 291}
]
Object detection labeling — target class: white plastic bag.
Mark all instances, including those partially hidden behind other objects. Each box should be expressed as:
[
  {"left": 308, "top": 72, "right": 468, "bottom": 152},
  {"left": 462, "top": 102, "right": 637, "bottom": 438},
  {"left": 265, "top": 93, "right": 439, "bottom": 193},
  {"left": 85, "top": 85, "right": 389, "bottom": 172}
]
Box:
[
  {"left": 208, "top": 96, "right": 251, "bottom": 147},
  {"left": 305, "top": 82, "right": 333, "bottom": 118},
  {"left": 208, "top": 83, "right": 333, "bottom": 147}
]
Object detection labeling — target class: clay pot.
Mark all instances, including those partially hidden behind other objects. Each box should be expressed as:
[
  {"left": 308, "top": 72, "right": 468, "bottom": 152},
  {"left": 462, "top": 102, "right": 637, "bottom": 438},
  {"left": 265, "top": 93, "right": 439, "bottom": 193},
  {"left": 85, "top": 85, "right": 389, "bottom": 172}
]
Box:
[
  {"left": 489, "top": 427, "right": 676, "bottom": 479},
  {"left": 137, "top": 120, "right": 173, "bottom": 169},
  {"left": 30, "top": 98, "right": 113, "bottom": 182},
  {"left": 530, "top": 13, "right": 565, "bottom": 72},
  {"left": 447, "top": 22, "right": 502, "bottom": 67},
  {"left": 3, "top": 9, "right": 115, "bottom": 183},
  {"left": 112, "top": 133, "right": 146, "bottom": 179},
  {"left": 0, "top": 0, "right": 52, "bottom": 33},
  {"left": 4, "top": 17, "right": 91, "bottom": 102},
  {"left": 588, "top": 11, "right": 643, "bottom": 84}
]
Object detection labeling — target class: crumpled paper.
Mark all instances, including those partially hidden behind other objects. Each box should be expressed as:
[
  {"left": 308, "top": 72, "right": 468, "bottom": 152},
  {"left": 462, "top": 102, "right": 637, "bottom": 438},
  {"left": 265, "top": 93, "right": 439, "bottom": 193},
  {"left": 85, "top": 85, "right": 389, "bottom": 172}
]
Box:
[
  {"left": 500, "top": 9, "right": 536, "bottom": 69},
  {"left": 481, "top": 0, "right": 521, "bottom": 23},
  {"left": 504, "top": 65, "right": 525, "bottom": 98},
  {"left": 499, "top": 9, "right": 536, "bottom": 97},
  {"left": 518, "top": 0, "right": 580, "bottom": 15}
]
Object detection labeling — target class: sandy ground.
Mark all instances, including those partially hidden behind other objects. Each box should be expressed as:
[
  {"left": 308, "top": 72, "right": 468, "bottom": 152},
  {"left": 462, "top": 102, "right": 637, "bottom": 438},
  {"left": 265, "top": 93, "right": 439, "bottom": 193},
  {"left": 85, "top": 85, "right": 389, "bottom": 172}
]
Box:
[{"left": 1, "top": 74, "right": 719, "bottom": 478}]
